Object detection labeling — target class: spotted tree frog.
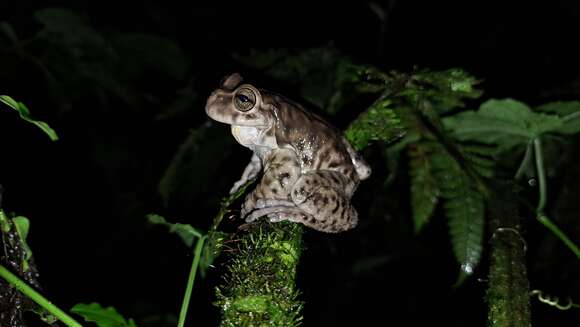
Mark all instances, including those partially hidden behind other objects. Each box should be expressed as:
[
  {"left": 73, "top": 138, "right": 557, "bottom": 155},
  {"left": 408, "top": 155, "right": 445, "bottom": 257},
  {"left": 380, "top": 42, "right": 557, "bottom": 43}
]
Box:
[{"left": 205, "top": 73, "right": 371, "bottom": 232}]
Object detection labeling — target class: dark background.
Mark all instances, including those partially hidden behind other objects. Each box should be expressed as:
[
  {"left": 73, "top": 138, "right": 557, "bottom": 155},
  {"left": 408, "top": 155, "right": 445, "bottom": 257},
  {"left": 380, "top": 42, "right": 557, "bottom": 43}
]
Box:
[{"left": 1, "top": 1, "right": 579, "bottom": 326}]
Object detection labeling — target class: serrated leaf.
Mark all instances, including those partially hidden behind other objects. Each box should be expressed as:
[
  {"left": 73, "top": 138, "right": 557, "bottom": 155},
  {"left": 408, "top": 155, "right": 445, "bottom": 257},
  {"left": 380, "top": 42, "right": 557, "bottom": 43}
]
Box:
[
  {"left": 414, "top": 68, "right": 481, "bottom": 95},
  {"left": 345, "top": 97, "right": 406, "bottom": 150},
  {"left": 444, "top": 98, "right": 563, "bottom": 146},
  {"left": 536, "top": 101, "right": 580, "bottom": 135},
  {"left": 0, "top": 95, "right": 59, "bottom": 141},
  {"left": 147, "top": 214, "right": 203, "bottom": 248},
  {"left": 404, "top": 69, "right": 482, "bottom": 113},
  {"left": 71, "top": 303, "right": 137, "bottom": 327},
  {"left": 445, "top": 191, "right": 484, "bottom": 277},
  {"left": 461, "top": 145, "right": 496, "bottom": 178},
  {"left": 431, "top": 151, "right": 484, "bottom": 282},
  {"left": 409, "top": 146, "right": 440, "bottom": 233}
]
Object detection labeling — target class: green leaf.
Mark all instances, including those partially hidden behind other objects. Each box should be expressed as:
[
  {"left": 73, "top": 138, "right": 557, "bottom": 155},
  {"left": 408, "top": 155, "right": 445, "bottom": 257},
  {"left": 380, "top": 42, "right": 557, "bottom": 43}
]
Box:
[
  {"left": 34, "top": 8, "right": 110, "bottom": 58},
  {"left": 431, "top": 150, "right": 484, "bottom": 282},
  {"left": 235, "top": 47, "right": 361, "bottom": 115},
  {"left": 0, "top": 95, "right": 59, "bottom": 141},
  {"left": 111, "top": 33, "right": 191, "bottom": 81},
  {"left": 444, "top": 98, "right": 562, "bottom": 147},
  {"left": 0, "top": 213, "right": 34, "bottom": 271},
  {"left": 536, "top": 101, "right": 580, "bottom": 135},
  {"left": 0, "top": 21, "right": 19, "bottom": 45},
  {"left": 401, "top": 69, "right": 482, "bottom": 114},
  {"left": 12, "top": 216, "right": 30, "bottom": 241},
  {"left": 409, "top": 145, "right": 440, "bottom": 233},
  {"left": 345, "top": 96, "right": 406, "bottom": 150},
  {"left": 158, "top": 124, "right": 233, "bottom": 206},
  {"left": 461, "top": 145, "right": 496, "bottom": 178},
  {"left": 147, "top": 214, "right": 203, "bottom": 248},
  {"left": 71, "top": 303, "right": 137, "bottom": 327},
  {"left": 12, "top": 216, "right": 33, "bottom": 270},
  {"left": 414, "top": 69, "right": 481, "bottom": 95}
]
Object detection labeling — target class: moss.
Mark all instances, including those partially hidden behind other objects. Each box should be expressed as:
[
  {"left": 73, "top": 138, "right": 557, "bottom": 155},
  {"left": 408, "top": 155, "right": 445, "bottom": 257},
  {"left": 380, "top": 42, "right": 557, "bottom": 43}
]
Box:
[
  {"left": 215, "top": 220, "right": 303, "bottom": 327},
  {"left": 485, "top": 185, "right": 531, "bottom": 327}
]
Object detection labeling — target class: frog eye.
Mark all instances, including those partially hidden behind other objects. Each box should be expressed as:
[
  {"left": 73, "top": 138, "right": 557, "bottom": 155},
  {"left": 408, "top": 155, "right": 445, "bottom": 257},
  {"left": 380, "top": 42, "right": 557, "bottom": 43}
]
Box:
[{"left": 234, "top": 88, "right": 256, "bottom": 112}]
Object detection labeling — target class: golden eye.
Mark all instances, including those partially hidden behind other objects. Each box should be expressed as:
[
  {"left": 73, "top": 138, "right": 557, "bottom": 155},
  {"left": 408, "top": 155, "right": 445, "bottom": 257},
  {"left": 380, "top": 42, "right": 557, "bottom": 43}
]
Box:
[{"left": 234, "top": 88, "right": 256, "bottom": 112}]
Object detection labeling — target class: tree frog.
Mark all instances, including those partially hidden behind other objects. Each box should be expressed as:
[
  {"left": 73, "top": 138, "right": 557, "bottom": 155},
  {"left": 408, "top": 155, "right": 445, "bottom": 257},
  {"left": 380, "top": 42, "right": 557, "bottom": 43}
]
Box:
[{"left": 205, "top": 73, "right": 371, "bottom": 232}]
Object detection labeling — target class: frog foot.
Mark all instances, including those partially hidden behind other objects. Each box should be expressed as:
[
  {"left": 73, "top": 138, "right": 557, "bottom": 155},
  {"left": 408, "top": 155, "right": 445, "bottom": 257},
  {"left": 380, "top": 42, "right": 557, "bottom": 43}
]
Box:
[
  {"left": 255, "top": 198, "right": 295, "bottom": 209},
  {"left": 244, "top": 205, "right": 305, "bottom": 223}
]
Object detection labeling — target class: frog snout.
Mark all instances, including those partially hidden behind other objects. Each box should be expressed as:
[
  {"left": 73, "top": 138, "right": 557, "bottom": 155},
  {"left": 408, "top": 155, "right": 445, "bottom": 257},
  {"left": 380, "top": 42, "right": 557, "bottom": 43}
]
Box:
[{"left": 206, "top": 91, "right": 223, "bottom": 108}]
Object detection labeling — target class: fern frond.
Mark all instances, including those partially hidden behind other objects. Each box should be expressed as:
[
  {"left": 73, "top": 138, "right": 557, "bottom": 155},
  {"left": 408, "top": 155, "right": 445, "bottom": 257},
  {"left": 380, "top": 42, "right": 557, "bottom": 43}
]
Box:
[
  {"left": 409, "top": 144, "right": 440, "bottom": 233},
  {"left": 430, "top": 147, "right": 485, "bottom": 281},
  {"left": 345, "top": 95, "right": 406, "bottom": 150}
]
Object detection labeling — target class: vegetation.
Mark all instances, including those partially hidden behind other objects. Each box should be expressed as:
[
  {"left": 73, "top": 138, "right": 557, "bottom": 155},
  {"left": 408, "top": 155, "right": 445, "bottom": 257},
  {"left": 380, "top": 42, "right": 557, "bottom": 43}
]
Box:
[{"left": 1, "top": 4, "right": 579, "bottom": 327}]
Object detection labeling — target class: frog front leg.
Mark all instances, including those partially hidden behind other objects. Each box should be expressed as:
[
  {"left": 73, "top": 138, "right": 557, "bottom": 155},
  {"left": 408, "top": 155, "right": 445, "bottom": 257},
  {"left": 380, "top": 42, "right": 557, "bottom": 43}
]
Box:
[
  {"left": 240, "top": 149, "right": 300, "bottom": 217},
  {"left": 246, "top": 171, "right": 359, "bottom": 233},
  {"left": 230, "top": 153, "right": 262, "bottom": 194}
]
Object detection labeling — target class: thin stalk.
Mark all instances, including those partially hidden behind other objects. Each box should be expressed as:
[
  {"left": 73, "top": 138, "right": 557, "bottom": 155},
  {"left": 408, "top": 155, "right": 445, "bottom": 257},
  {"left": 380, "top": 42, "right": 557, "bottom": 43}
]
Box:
[
  {"left": 533, "top": 137, "right": 580, "bottom": 259},
  {"left": 533, "top": 138, "right": 547, "bottom": 213},
  {"left": 537, "top": 215, "right": 580, "bottom": 260},
  {"left": 0, "top": 264, "right": 82, "bottom": 327},
  {"left": 177, "top": 235, "right": 207, "bottom": 327},
  {"left": 562, "top": 111, "right": 580, "bottom": 123},
  {"left": 515, "top": 141, "right": 533, "bottom": 180}
]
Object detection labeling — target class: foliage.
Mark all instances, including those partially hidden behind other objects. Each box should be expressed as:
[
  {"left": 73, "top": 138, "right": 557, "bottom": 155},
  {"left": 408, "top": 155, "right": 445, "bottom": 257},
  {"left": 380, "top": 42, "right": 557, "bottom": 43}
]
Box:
[
  {"left": 1, "top": 5, "right": 579, "bottom": 325},
  {"left": 0, "top": 95, "right": 58, "bottom": 141},
  {"left": 345, "top": 97, "right": 405, "bottom": 150},
  {"left": 346, "top": 65, "right": 489, "bottom": 280},
  {"left": 147, "top": 214, "right": 204, "bottom": 248},
  {"left": 71, "top": 303, "right": 137, "bottom": 327},
  {"left": 428, "top": 144, "right": 485, "bottom": 283},
  {"left": 444, "top": 99, "right": 564, "bottom": 150},
  {"left": 1, "top": 8, "right": 193, "bottom": 118},
  {"left": 237, "top": 48, "right": 579, "bottom": 290},
  {"left": 234, "top": 47, "right": 359, "bottom": 114}
]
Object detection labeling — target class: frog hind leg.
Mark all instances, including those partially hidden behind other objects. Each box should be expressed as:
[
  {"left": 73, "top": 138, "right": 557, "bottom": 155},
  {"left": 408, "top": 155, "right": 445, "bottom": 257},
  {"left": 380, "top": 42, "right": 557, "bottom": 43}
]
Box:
[
  {"left": 244, "top": 205, "right": 350, "bottom": 233},
  {"left": 290, "top": 171, "right": 359, "bottom": 233}
]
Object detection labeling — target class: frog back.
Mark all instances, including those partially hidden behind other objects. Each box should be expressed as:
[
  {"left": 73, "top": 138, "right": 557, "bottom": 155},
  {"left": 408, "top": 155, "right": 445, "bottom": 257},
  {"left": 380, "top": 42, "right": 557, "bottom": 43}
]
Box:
[{"left": 263, "top": 91, "right": 360, "bottom": 181}]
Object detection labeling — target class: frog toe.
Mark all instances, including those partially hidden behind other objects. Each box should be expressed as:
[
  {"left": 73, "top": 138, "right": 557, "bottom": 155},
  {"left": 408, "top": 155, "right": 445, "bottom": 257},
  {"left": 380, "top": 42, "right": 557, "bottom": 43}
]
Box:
[{"left": 256, "top": 198, "right": 295, "bottom": 209}]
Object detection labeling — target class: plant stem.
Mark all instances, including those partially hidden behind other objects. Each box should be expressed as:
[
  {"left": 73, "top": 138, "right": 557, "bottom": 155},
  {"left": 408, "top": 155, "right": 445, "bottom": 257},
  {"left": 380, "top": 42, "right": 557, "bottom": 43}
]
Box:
[
  {"left": 533, "top": 138, "right": 547, "bottom": 213},
  {"left": 537, "top": 214, "right": 580, "bottom": 260},
  {"left": 533, "top": 137, "right": 580, "bottom": 259},
  {"left": 0, "top": 264, "right": 82, "bottom": 327},
  {"left": 177, "top": 235, "right": 207, "bottom": 327},
  {"left": 514, "top": 141, "right": 533, "bottom": 180},
  {"left": 486, "top": 183, "right": 531, "bottom": 327}
]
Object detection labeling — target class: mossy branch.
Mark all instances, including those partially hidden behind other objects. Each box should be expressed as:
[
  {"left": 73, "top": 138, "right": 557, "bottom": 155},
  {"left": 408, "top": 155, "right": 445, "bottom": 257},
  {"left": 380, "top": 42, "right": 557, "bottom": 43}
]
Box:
[
  {"left": 215, "top": 221, "right": 303, "bottom": 326},
  {"left": 486, "top": 183, "right": 531, "bottom": 327}
]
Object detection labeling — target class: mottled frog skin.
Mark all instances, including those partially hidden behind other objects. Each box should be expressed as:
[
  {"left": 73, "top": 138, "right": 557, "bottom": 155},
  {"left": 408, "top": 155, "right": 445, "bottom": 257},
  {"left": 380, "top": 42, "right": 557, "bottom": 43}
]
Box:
[{"left": 205, "top": 73, "right": 371, "bottom": 232}]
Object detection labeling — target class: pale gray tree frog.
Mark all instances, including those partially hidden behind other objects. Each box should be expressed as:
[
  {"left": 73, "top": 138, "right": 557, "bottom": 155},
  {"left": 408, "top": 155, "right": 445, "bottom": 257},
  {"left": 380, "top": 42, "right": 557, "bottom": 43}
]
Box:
[{"left": 205, "top": 73, "right": 371, "bottom": 232}]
